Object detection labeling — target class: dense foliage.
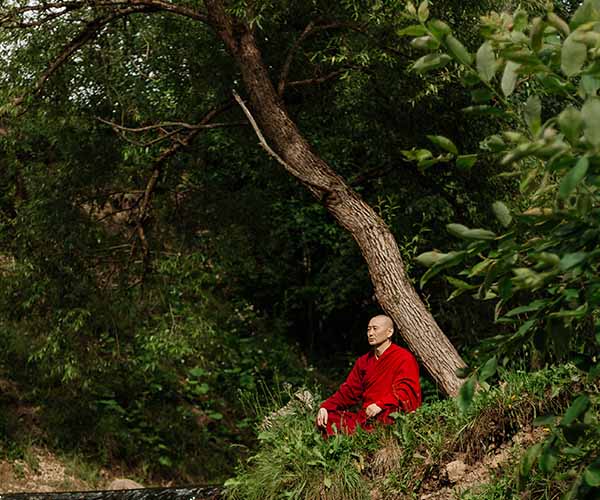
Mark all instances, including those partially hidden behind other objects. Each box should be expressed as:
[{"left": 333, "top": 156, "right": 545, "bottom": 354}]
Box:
[
  {"left": 0, "top": 0, "right": 598, "bottom": 495},
  {"left": 406, "top": 0, "right": 600, "bottom": 496}
]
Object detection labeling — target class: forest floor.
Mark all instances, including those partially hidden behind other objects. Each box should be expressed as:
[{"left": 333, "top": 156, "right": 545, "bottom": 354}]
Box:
[{"left": 0, "top": 445, "right": 157, "bottom": 493}]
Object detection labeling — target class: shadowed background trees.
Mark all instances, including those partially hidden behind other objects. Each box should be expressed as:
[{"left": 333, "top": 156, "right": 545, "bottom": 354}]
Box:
[{"left": 0, "top": 0, "right": 581, "bottom": 482}]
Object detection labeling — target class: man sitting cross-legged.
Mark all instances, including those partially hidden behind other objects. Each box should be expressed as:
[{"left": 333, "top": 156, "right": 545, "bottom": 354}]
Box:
[{"left": 316, "top": 315, "right": 421, "bottom": 436}]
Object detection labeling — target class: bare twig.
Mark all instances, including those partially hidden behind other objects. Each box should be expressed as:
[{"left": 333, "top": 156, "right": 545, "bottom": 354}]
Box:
[
  {"left": 277, "top": 21, "right": 369, "bottom": 96},
  {"left": 232, "top": 90, "right": 290, "bottom": 171},
  {"left": 122, "top": 99, "right": 235, "bottom": 270},
  {"left": 96, "top": 117, "right": 246, "bottom": 132},
  {"left": 287, "top": 69, "right": 346, "bottom": 88}
]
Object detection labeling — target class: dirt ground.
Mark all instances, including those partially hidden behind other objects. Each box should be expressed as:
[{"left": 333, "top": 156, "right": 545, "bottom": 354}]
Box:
[
  {"left": 0, "top": 446, "right": 115, "bottom": 493},
  {"left": 417, "top": 427, "right": 546, "bottom": 500}
]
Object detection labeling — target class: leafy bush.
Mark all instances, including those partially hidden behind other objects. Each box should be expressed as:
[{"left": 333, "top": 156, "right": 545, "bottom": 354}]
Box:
[{"left": 405, "top": 0, "right": 600, "bottom": 496}]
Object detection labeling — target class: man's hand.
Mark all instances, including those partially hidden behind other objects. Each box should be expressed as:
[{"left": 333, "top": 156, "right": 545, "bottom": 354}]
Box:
[
  {"left": 365, "top": 403, "right": 382, "bottom": 418},
  {"left": 316, "top": 407, "right": 328, "bottom": 428}
]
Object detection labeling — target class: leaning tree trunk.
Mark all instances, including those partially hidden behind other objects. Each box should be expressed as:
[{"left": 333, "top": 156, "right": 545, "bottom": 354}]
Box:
[{"left": 205, "top": 2, "right": 466, "bottom": 396}]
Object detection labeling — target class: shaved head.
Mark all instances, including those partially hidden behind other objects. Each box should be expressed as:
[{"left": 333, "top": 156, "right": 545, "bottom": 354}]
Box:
[
  {"left": 367, "top": 315, "right": 394, "bottom": 349},
  {"left": 370, "top": 315, "right": 394, "bottom": 333}
]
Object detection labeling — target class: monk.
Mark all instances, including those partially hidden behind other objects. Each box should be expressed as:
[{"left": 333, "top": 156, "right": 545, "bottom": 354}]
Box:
[{"left": 316, "top": 315, "right": 421, "bottom": 435}]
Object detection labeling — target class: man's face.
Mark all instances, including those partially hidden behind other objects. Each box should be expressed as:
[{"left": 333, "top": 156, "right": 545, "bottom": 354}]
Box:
[{"left": 367, "top": 316, "right": 392, "bottom": 347}]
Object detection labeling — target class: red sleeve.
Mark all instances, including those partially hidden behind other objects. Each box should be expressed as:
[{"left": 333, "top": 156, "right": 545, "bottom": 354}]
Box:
[
  {"left": 376, "top": 352, "right": 421, "bottom": 412},
  {"left": 320, "top": 358, "right": 364, "bottom": 411}
]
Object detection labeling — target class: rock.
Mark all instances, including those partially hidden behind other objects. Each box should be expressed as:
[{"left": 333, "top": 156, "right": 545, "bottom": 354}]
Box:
[
  {"left": 445, "top": 460, "right": 467, "bottom": 483},
  {"left": 108, "top": 478, "right": 144, "bottom": 490}
]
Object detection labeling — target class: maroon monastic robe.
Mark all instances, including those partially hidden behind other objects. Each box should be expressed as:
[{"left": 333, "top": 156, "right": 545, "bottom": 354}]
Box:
[{"left": 319, "top": 343, "right": 421, "bottom": 435}]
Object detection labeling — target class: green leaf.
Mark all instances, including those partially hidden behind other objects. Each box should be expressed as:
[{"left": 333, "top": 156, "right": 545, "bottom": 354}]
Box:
[
  {"left": 456, "top": 154, "right": 477, "bottom": 170},
  {"left": 458, "top": 376, "right": 476, "bottom": 412},
  {"left": 547, "top": 12, "right": 570, "bottom": 37},
  {"left": 462, "top": 105, "right": 506, "bottom": 116},
  {"left": 533, "top": 415, "right": 556, "bottom": 426},
  {"left": 519, "top": 443, "right": 542, "bottom": 479},
  {"left": 539, "top": 444, "right": 558, "bottom": 473},
  {"left": 584, "top": 460, "right": 600, "bottom": 487},
  {"left": 558, "top": 106, "right": 583, "bottom": 145},
  {"left": 559, "top": 157, "right": 589, "bottom": 199},
  {"left": 447, "top": 223, "right": 496, "bottom": 240},
  {"left": 582, "top": 97, "right": 600, "bottom": 146},
  {"left": 505, "top": 299, "right": 546, "bottom": 317},
  {"left": 420, "top": 251, "right": 466, "bottom": 287},
  {"left": 571, "top": 0, "right": 600, "bottom": 30},
  {"left": 447, "top": 276, "right": 477, "bottom": 300},
  {"left": 524, "top": 95, "right": 542, "bottom": 135},
  {"left": 562, "top": 34, "right": 587, "bottom": 77},
  {"left": 514, "top": 320, "right": 536, "bottom": 340},
  {"left": 427, "top": 19, "right": 451, "bottom": 37},
  {"left": 513, "top": 8, "right": 528, "bottom": 32},
  {"left": 492, "top": 201, "right": 512, "bottom": 227},
  {"left": 501, "top": 61, "right": 520, "bottom": 96},
  {"left": 581, "top": 74, "right": 600, "bottom": 97},
  {"left": 446, "top": 276, "right": 475, "bottom": 290},
  {"left": 417, "top": 0, "right": 429, "bottom": 23},
  {"left": 445, "top": 35, "right": 472, "bottom": 65},
  {"left": 530, "top": 17, "right": 546, "bottom": 53},
  {"left": 427, "top": 135, "right": 458, "bottom": 154},
  {"left": 479, "top": 356, "right": 497, "bottom": 382},
  {"left": 323, "top": 476, "right": 332, "bottom": 489},
  {"left": 561, "top": 395, "right": 590, "bottom": 426},
  {"left": 559, "top": 252, "right": 587, "bottom": 271},
  {"left": 476, "top": 42, "right": 496, "bottom": 82},
  {"left": 412, "top": 53, "right": 452, "bottom": 73},
  {"left": 415, "top": 251, "right": 447, "bottom": 267},
  {"left": 397, "top": 24, "right": 428, "bottom": 36},
  {"left": 189, "top": 367, "right": 207, "bottom": 377},
  {"left": 471, "top": 87, "right": 493, "bottom": 103},
  {"left": 411, "top": 36, "right": 439, "bottom": 51}
]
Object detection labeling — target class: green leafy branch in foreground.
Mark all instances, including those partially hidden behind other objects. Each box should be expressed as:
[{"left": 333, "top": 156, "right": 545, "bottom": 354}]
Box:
[{"left": 405, "top": 0, "right": 600, "bottom": 496}]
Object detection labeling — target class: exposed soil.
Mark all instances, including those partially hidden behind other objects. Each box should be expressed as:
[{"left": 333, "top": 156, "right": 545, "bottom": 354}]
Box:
[
  {"left": 417, "top": 427, "right": 547, "bottom": 500},
  {"left": 0, "top": 446, "right": 97, "bottom": 493}
]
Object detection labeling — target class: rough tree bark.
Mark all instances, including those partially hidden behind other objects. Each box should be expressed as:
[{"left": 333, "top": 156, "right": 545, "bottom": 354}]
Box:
[{"left": 204, "top": 1, "right": 466, "bottom": 396}]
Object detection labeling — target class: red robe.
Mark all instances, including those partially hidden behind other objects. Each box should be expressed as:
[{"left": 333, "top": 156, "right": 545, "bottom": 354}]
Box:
[{"left": 319, "top": 343, "right": 421, "bottom": 435}]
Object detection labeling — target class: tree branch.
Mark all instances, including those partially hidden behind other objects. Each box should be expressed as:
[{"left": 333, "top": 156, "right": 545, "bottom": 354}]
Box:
[
  {"left": 232, "top": 90, "right": 292, "bottom": 173},
  {"left": 287, "top": 69, "right": 346, "bottom": 89},
  {"left": 1, "top": 0, "right": 208, "bottom": 27},
  {"left": 123, "top": 100, "right": 234, "bottom": 269},
  {"left": 96, "top": 117, "right": 246, "bottom": 132},
  {"left": 277, "top": 21, "right": 350, "bottom": 96}
]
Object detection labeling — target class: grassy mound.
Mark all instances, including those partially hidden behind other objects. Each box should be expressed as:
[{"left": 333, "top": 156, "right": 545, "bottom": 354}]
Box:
[{"left": 224, "top": 365, "right": 598, "bottom": 500}]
